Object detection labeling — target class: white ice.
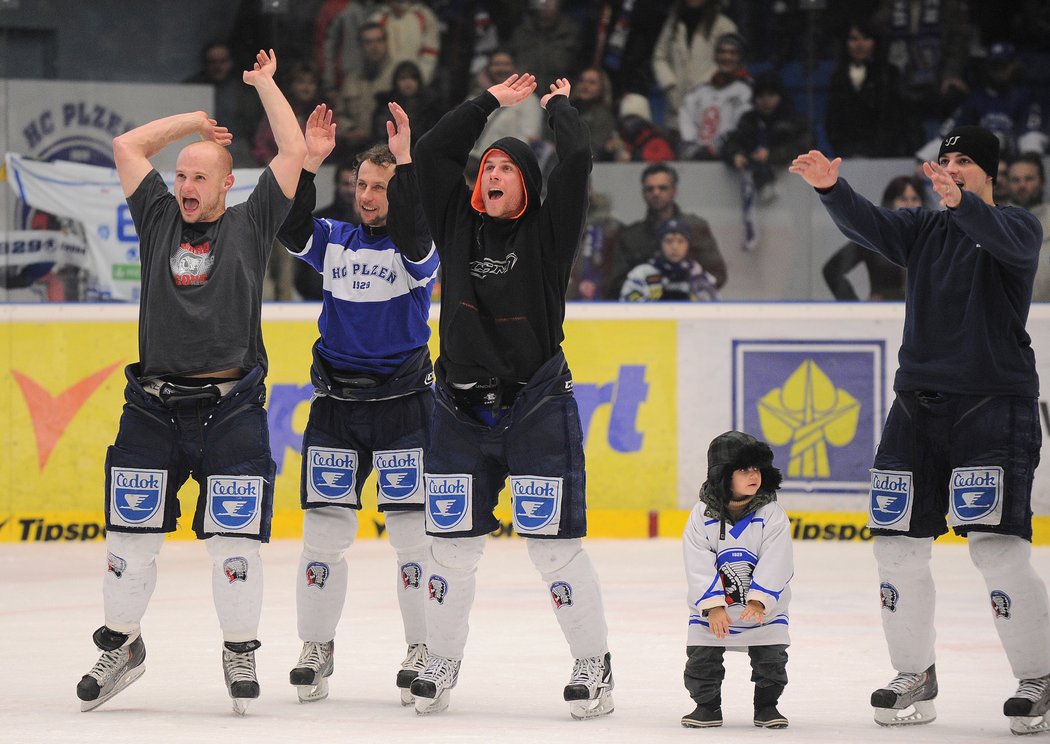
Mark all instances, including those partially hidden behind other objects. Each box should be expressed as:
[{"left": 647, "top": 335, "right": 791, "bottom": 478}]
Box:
[{"left": 1, "top": 537, "right": 1043, "bottom": 743}]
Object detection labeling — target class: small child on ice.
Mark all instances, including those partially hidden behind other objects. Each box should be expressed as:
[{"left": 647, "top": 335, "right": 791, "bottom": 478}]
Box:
[{"left": 682, "top": 430, "right": 793, "bottom": 729}]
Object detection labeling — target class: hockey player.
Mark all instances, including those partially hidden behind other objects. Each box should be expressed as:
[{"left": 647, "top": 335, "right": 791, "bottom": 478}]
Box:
[
  {"left": 76, "top": 49, "right": 305, "bottom": 715},
  {"left": 277, "top": 101, "right": 438, "bottom": 705},
  {"left": 791, "top": 126, "right": 1050, "bottom": 735},
  {"left": 682, "top": 431, "right": 792, "bottom": 729},
  {"left": 409, "top": 73, "right": 614, "bottom": 719}
]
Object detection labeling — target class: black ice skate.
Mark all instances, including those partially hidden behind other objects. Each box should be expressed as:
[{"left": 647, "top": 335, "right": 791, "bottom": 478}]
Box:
[
  {"left": 871, "top": 663, "right": 937, "bottom": 726},
  {"left": 411, "top": 653, "right": 461, "bottom": 715},
  {"left": 76, "top": 626, "right": 146, "bottom": 712},
  {"left": 289, "top": 640, "right": 334, "bottom": 703},
  {"left": 681, "top": 704, "right": 722, "bottom": 728},
  {"left": 1005, "top": 675, "right": 1050, "bottom": 736},
  {"left": 396, "top": 643, "right": 429, "bottom": 706},
  {"left": 563, "top": 651, "right": 615, "bottom": 720},
  {"left": 222, "top": 640, "right": 261, "bottom": 716}
]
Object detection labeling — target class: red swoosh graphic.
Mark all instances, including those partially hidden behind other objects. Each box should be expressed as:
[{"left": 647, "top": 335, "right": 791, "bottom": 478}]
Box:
[{"left": 12, "top": 362, "right": 123, "bottom": 471}]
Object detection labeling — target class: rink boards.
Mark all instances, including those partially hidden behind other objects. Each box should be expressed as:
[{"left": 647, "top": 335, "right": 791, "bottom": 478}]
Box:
[{"left": 2, "top": 302, "right": 1049, "bottom": 543}]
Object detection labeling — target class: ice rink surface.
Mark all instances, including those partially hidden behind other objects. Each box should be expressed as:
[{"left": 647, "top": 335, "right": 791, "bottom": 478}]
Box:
[{"left": 1, "top": 536, "right": 1045, "bottom": 743}]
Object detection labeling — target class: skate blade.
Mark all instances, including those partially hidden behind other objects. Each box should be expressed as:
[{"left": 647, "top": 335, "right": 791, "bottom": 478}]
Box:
[
  {"left": 79, "top": 665, "right": 146, "bottom": 712},
  {"left": 296, "top": 677, "right": 330, "bottom": 704},
  {"left": 570, "top": 692, "right": 614, "bottom": 720},
  {"left": 400, "top": 687, "right": 415, "bottom": 706},
  {"left": 874, "top": 699, "right": 936, "bottom": 726},
  {"left": 414, "top": 690, "right": 450, "bottom": 715},
  {"left": 231, "top": 697, "right": 252, "bottom": 716},
  {"left": 1010, "top": 714, "right": 1050, "bottom": 735}
]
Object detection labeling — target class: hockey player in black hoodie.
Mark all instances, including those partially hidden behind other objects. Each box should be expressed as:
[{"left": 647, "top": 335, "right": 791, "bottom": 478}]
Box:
[{"left": 409, "top": 73, "right": 613, "bottom": 720}]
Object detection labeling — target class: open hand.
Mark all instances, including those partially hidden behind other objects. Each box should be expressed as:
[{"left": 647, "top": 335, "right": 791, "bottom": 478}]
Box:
[
  {"left": 540, "top": 77, "right": 571, "bottom": 109},
  {"left": 304, "top": 104, "right": 336, "bottom": 169},
  {"left": 921, "top": 160, "right": 963, "bottom": 208},
  {"left": 488, "top": 73, "right": 537, "bottom": 108},
  {"left": 739, "top": 599, "right": 766, "bottom": 624},
  {"left": 200, "top": 116, "right": 233, "bottom": 147},
  {"left": 242, "top": 49, "right": 277, "bottom": 87},
  {"left": 386, "top": 101, "right": 412, "bottom": 163},
  {"left": 789, "top": 149, "right": 841, "bottom": 189}
]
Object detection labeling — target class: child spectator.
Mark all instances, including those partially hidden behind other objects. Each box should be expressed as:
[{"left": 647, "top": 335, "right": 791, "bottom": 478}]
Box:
[
  {"left": 619, "top": 219, "right": 719, "bottom": 301},
  {"left": 681, "top": 430, "right": 792, "bottom": 729}
]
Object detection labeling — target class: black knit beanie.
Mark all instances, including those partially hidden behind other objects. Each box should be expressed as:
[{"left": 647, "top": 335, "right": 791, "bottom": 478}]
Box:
[{"left": 938, "top": 125, "right": 1000, "bottom": 183}]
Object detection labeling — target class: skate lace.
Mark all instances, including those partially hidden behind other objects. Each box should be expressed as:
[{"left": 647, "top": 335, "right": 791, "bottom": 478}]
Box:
[
  {"left": 1015, "top": 677, "right": 1050, "bottom": 702},
  {"left": 570, "top": 656, "right": 604, "bottom": 686},
  {"left": 885, "top": 670, "right": 926, "bottom": 694},
  {"left": 88, "top": 648, "right": 127, "bottom": 682},
  {"left": 402, "top": 643, "right": 428, "bottom": 672},
  {"left": 297, "top": 641, "right": 331, "bottom": 671},
  {"left": 420, "top": 655, "right": 459, "bottom": 684},
  {"left": 224, "top": 651, "right": 257, "bottom": 684}
]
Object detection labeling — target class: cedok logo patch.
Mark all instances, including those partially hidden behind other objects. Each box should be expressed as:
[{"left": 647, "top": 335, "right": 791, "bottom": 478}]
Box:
[
  {"left": 206, "top": 476, "right": 262, "bottom": 533},
  {"left": 869, "top": 469, "right": 913, "bottom": 528},
  {"left": 733, "top": 341, "right": 884, "bottom": 493},
  {"left": 376, "top": 448, "right": 422, "bottom": 502},
  {"left": 425, "top": 474, "right": 472, "bottom": 532},
  {"left": 307, "top": 447, "right": 357, "bottom": 502},
  {"left": 510, "top": 476, "right": 563, "bottom": 535},
  {"left": 950, "top": 466, "right": 1003, "bottom": 524},
  {"left": 110, "top": 468, "right": 166, "bottom": 527}
]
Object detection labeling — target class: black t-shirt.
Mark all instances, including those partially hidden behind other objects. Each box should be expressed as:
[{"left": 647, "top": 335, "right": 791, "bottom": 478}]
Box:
[{"left": 126, "top": 168, "right": 291, "bottom": 379}]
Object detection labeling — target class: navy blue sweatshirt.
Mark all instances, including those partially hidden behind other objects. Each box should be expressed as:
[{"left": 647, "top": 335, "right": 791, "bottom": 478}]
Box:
[{"left": 820, "top": 178, "right": 1041, "bottom": 397}]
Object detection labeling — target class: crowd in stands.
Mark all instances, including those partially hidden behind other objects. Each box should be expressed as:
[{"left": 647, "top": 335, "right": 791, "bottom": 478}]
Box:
[{"left": 29, "top": 0, "right": 1050, "bottom": 302}]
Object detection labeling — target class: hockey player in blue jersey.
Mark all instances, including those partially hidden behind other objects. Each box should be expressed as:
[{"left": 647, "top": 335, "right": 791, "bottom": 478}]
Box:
[
  {"left": 791, "top": 127, "right": 1050, "bottom": 735},
  {"left": 682, "top": 430, "right": 792, "bottom": 730},
  {"left": 277, "top": 101, "right": 439, "bottom": 705}
]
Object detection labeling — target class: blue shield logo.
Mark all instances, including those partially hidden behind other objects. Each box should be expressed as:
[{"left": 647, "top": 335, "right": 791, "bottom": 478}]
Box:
[
  {"left": 951, "top": 467, "right": 1001, "bottom": 522},
  {"left": 870, "top": 470, "right": 911, "bottom": 527},
  {"left": 208, "top": 477, "right": 261, "bottom": 531},
  {"left": 308, "top": 447, "right": 356, "bottom": 500},
  {"left": 511, "top": 477, "right": 562, "bottom": 533},
  {"left": 112, "top": 468, "right": 164, "bottom": 525},
  {"left": 426, "top": 476, "right": 469, "bottom": 530},
  {"left": 376, "top": 449, "right": 421, "bottom": 501}
]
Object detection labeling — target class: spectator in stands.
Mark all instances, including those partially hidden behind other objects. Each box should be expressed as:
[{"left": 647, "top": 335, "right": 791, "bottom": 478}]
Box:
[
  {"left": 509, "top": 0, "right": 582, "bottom": 93},
  {"left": 335, "top": 21, "right": 395, "bottom": 157},
  {"left": 295, "top": 160, "right": 360, "bottom": 301},
  {"left": 570, "top": 66, "right": 618, "bottom": 161},
  {"left": 822, "top": 175, "right": 923, "bottom": 301},
  {"left": 183, "top": 41, "right": 261, "bottom": 167},
  {"left": 568, "top": 181, "right": 621, "bottom": 301},
  {"left": 620, "top": 218, "right": 720, "bottom": 302},
  {"left": 875, "top": 0, "right": 971, "bottom": 132},
  {"left": 995, "top": 157, "right": 1013, "bottom": 205},
  {"left": 916, "top": 42, "right": 1047, "bottom": 164},
  {"left": 321, "top": 0, "right": 378, "bottom": 96},
  {"left": 600, "top": 0, "right": 675, "bottom": 100},
  {"left": 652, "top": 0, "right": 738, "bottom": 131},
  {"left": 825, "top": 19, "right": 918, "bottom": 158},
  {"left": 722, "top": 71, "right": 813, "bottom": 203},
  {"left": 467, "top": 50, "right": 544, "bottom": 160},
  {"left": 678, "top": 32, "right": 752, "bottom": 161},
  {"left": 1008, "top": 154, "right": 1050, "bottom": 301},
  {"left": 369, "top": 0, "right": 441, "bottom": 85},
  {"left": 252, "top": 63, "right": 325, "bottom": 168},
  {"left": 371, "top": 60, "right": 443, "bottom": 146},
  {"left": 610, "top": 162, "right": 727, "bottom": 299},
  {"left": 608, "top": 94, "right": 677, "bottom": 163}
]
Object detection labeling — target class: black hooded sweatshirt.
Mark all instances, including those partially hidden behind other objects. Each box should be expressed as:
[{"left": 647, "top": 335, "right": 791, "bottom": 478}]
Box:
[{"left": 414, "top": 91, "right": 592, "bottom": 384}]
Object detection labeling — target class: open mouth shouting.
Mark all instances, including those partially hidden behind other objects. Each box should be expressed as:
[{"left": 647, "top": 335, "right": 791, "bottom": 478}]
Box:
[{"left": 181, "top": 197, "right": 201, "bottom": 216}]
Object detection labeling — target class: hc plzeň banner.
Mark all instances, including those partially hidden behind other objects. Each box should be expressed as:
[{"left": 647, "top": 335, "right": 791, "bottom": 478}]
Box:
[{"left": 0, "top": 310, "right": 677, "bottom": 541}]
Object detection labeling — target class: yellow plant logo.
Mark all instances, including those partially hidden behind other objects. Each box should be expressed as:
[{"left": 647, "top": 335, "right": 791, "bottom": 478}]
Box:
[{"left": 756, "top": 359, "right": 860, "bottom": 478}]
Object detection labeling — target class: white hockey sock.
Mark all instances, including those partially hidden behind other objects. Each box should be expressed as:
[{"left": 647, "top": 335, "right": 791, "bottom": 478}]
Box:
[
  {"left": 873, "top": 535, "right": 936, "bottom": 672},
  {"left": 385, "top": 510, "right": 429, "bottom": 645},
  {"left": 102, "top": 531, "right": 165, "bottom": 635},
  {"left": 969, "top": 532, "right": 1050, "bottom": 679},
  {"left": 206, "top": 535, "right": 263, "bottom": 643},
  {"left": 297, "top": 507, "right": 356, "bottom": 642},
  {"left": 425, "top": 536, "right": 485, "bottom": 660},
  {"left": 526, "top": 538, "right": 609, "bottom": 659}
]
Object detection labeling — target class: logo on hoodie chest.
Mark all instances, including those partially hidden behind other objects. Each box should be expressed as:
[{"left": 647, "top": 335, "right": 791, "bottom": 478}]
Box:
[{"left": 469, "top": 252, "right": 518, "bottom": 279}]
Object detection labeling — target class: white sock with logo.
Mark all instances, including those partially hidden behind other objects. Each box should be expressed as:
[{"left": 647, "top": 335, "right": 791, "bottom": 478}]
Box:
[
  {"left": 102, "top": 531, "right": 165, "bottom": 635},
  {"left": 296, "top": 507, "right": 356, "bottom": 642},
  {"left": 873, "top": 535, "right": 936, "bottom": 673},
  {"left": 385, "top": 510, "right": 429, "bottom": 645},
  {"left": 969, "top": 532, "right": 1050, "bottom": 679},
  {"left": 425, "top": 536, "right": 486, "bottom": 660},
  {"left": 526, "top": 538, "right": 609, "bottom": 659},
  {"left": 206, "top": 535, "right": 263, "bottom": 643}
]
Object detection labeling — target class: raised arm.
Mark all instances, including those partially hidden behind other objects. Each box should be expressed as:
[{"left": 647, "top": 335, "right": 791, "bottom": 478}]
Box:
[
  {"left": 278, "top": 104, "right": 334, "bottom": 255},
  {"left": 243, "top": 49, "right": 307, "bottom": 197},
  {"left": 385, "top": 102, "right": 433, "bottom": 262},
  {"left": 112, "top": 111, "right": 231, "bottom": 197},
  {"left": 540, "top": 78, "right": 592, "bottom": 263}
]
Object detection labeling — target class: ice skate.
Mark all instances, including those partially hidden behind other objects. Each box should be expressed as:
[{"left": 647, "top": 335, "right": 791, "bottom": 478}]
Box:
[
  {"left": 681, "top": 704, "right": 722, "bottom": 728},
  {"left": 563, "top": 651, "right": 614, "bottom": 720},
  {"left": 76, "top": 626, "right": 146, "bottom": 712},
  {"left": 1005, "top": 675, "right": 1050, "bottom": 735},
  {"left": 396, "top": 643, "right": 429, "bottom": 706},
  {"left": 222, "top": 640, "right": 260, "bottom": 716},
  {"left": 289, "top": 640, "right": 334, "bottom": 703},
  {"left": 410, "top": 653, "right": 460, "bottom": 715},
  {"left": 871, "top": 664, "right": 937, "bottom": 726}
]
